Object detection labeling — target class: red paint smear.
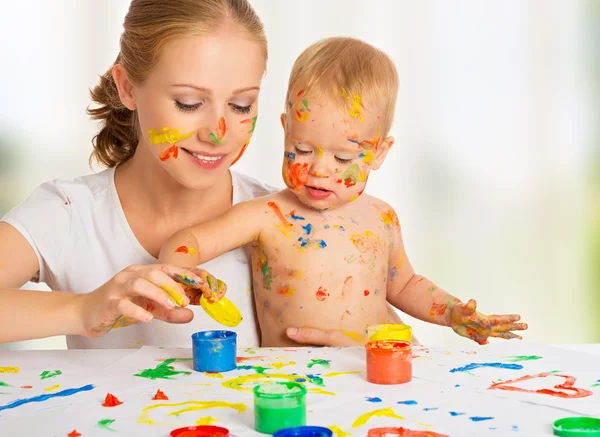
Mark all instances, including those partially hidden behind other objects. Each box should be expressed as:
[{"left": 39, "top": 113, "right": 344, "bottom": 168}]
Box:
[
  {"left": 67, "top": 431, "right": 82, "bottom": 437},
  {"left": 295, "top": 109, "right": 303, "bottom": 119},
  {"left": 231, "top": 138, "right": 250, "bottom": 166},
  {"left": 358, "top": 188, "right": 365, "bottom": 196},
  {"left": 368, "top": 427, "right": 449, "bottom": 437},
  {"left": 152, "top": 389, "right": 169, "bottom": 400},
  {"left": 102, "top": 393, "right": 123, "bottom": 407},
  {"left": 296, "top": 90, "right": 305, "bottom": 97},
  {"left": 336, "top": 179, "right": 343, "bottom": 184},
  {"left": 21, "top": 385, "right": 33, "bottom": 389},
  {"left": 146, "top": 302, "right": 155, "bottom": 313},
  {"left": 176, "top": 245, "right": 190, "bottom": 254},
  {"left": 464, "top": 327, "right": 489, "bottom": 345},
  {"left": 215, "top": 117, "right": 227, "bottom": 140},
  {"left": 159, "top": 145, "right": 179, "bottom": 161},
  {"left": 288, "top": 163, "right": 309, "bottom": 188},
  {"left": 364, "top": 290, "right": 370, "bottom": 296},
  {"left": 489, "top": 372, "right": 593, "bottom": 399},
  {"left": 316, "top": 286, "right": 329, "bottom": 301},
  {"left": 236, "top": 356, "right": 267, "bottom": 363},
  {"left": 344, "top": 178, "right": 356, "bottom": 188},
  {"left": 429, "top": 302, "right": 448, "bottom": 317}
]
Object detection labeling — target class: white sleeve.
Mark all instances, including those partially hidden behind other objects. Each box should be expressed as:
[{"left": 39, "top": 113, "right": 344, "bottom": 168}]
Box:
[{"left": 0, "top": 180, "right": 72, "bottom": 285}]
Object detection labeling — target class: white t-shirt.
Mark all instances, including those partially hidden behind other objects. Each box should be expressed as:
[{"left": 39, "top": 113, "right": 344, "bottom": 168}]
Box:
[{"left": 1, "top": 168, "right": 279, "bottom": 349}]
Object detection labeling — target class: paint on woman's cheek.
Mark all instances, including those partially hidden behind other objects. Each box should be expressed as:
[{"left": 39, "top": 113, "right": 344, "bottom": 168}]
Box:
[
  {"left": 241, "top": 116, "right": 258, "bottom": 133},
  {"left": 230, "top": 138, "right": 250, "bottom": 166},
  {"left": 148, "top": 127, "right": 194, "bottom": 162},
  {"left": 209, "top": 117, "right": 227, "bottom": 144},
  {"left": 159, "top": 145, "right": 179, "bottom": 161}
]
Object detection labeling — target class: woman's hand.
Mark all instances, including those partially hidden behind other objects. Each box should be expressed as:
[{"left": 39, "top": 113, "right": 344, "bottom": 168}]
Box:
[{"left": 77, "top": 264, "right": 220, "bottom": 338}]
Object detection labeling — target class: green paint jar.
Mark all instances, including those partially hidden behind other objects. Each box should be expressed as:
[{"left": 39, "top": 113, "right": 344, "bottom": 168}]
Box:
[{"left": 253, "top": 381, "right": 307, "bottom": 434}]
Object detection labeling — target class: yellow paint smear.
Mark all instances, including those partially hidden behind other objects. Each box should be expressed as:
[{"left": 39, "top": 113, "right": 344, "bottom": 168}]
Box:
[
  {"left": 0, "top": 367, "right": 19, "bottom": 373},
  {"left": 328, "top": 425, "right": 352, "bottom": 437},
  {"left": 308, "top": 388, "right": 336, "bottom": 396},
  {"left": 352, "top": 407, "right": 404, "bottom": 427},
  {"left": 148, "top": 127, "right": 193, "bottom": 145},
  {"left": 138, "top": 400, "right": 246, "bottom": 426},
  {"left": 196, "top": 416, "right": 219, "bottom": 425},
  {"left": 44, "top": 384, "right": 60, "bottom": 392}
]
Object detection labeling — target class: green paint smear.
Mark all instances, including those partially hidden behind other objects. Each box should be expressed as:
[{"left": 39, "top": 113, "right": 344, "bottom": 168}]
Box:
[
  {"left": 40, "top": 370, "right": 62, "bottom": 380},
  {"left": 245, "top": 349, "right": 257, "bottom": 355},
  {"left": 261, "top": 257, "right": 273, "bottom": 291},
  {"left": 0, "top": 381, "right": 12, "bottom": 387},
  {"left": 341, "top": 164, "right": 360, "bottom": 184},
  {"left": 302, "top": 99, "right": 309, "bottom": 109},
  {"left": 97, "top": 418, "right": 116, "bottom": 432},
  {"left": 209, "top": 132, "right": 221, "bottom": 144},
  {"left": 307, "top": 359, "right": 331, "bottom": 369},
  {"left": 549, "top": 370, "right": 563, "bottom": 374},
  {"left": 506, "top": 355, "right": 542, "bottom": 362},
  {"left": 307, "top": 375, "right": 324, "bottom": 386},
  {"left": 592, "top": 383, "right": 600, "bottom": 387},
  {"left": 249, "top": 116, "right": 258, "bottom": 133},
  {"left": 134, "top": 359, "right": 191, "bottom": 380}
]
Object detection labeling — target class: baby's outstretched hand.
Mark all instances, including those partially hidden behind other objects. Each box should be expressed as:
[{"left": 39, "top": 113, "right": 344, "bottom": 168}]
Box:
[
  {"left": 181, "top": 267, "right": 227, "bottom": 305},
  {"left": 450, "top": 299, "right": 527, "bottom": 345}
]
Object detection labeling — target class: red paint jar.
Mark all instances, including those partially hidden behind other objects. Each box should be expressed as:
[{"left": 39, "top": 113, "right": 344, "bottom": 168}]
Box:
[
  {"left": 170, "top": 426, "right": 230, "bottom": 437},
  {"left": 366, "top": 340, "right": 412, "bottom": 384}
]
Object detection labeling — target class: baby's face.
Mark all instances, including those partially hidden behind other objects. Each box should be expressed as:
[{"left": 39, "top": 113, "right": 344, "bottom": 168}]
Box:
[{"left": 281, "top": 92, "right": 393, "bottom": 211}]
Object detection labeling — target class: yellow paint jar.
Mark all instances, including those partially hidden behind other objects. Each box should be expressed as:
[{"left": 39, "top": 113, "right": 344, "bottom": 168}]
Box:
[{"left": 367, "top": 324, "right": 412, "bottom": 343}]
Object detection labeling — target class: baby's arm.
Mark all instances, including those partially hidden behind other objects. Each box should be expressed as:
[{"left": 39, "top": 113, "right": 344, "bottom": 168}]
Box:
[
  {"left": 385, "top": 209, "right": 527, "bottom": 344},
  {"left": 159, "top": 198, "right": 264, "bottom": 299}
]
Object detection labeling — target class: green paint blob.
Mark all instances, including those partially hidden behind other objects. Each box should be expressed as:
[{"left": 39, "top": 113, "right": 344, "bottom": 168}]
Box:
[
  {"left": 341, "top": 164, "right": 360, "bottom": 185},
  {"left": 134, "top": 359, "right": 191, "bottom": 380},
  {"left": 506, "top": 355, "right": 543, "bottom": 362},
  {"left": 96, "top": 418, "right": 116, "bottom": 432},
  {"left": 40, "top": 370, "right": 62, "bottom": 380},
  {"left": 302, "top": 99, "right": 309, "bottom": 109},
  {"left": 307, "top": 359, "right": 331, "bottom": 369},
  {"left": 0, "top": 382, "right": 12, "bottom": 387},
  {"left": 249, "top": 116, "right": 258, "bottom": 133}
]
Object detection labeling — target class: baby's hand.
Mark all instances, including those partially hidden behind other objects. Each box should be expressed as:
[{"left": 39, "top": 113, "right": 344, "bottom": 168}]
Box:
[
  {"left": 181, "top": 268, "right": 227, "bottom": 305},
  {"left": 450, "top": 299, "right": 527, "bottom": 345}
]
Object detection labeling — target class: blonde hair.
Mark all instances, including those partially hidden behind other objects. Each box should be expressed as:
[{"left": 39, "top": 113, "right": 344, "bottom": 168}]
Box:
[
  {"left": 88, "top": 0, "right": 268, "bottom": 168},
  {"left": 285, "top": 37, "right": 399, "bottom": 137}
]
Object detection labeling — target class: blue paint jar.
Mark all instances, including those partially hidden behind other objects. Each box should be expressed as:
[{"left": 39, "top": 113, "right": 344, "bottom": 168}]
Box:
[
  {"left": 273, "top": 427, "right": 333, "bottom": 437},
  {"left": 191, "top": 330, "right": 237, "bottom": 372}
]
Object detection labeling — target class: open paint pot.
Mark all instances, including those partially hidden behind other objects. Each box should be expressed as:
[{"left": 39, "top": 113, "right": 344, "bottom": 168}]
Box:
[
  {"left": 170, "top": 425, "right": 229, "bottom": 437},
  {"left": 191, "top": 330, "right": 237, "bottom": 373},
  {"left": 274, "top": 426, "right": 333, "bottom": 437},
  {"left": 366, "top": 340, "right": 412, "bottom": 385},
  {"left": 254, "top": 381, "right": 307, "bottom": 434},
  {"left": 553, "top": 417, "right": 600, "bottom": 436},
  {"left": 367, "top": 324, "right": 412, "bottom": 343}
]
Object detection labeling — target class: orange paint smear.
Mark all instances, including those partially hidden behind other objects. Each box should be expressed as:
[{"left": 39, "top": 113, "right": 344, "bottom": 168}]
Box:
[
  {"left": 379, "top": 209, "right": 400, "bottom": 232},
  {"left": 316, "top": 286, "right": 329, "bottom": 301},
  {"left": 267, "top": 201, "right": 295, "bottom": 231},
  {"left": 277, "top": 285, "right": 295, "bottom": 296},
  {"left": 236, "top": 356, "right": 267, "bottom": 363},
  {"left": 102, "top": 393, "right": 123, "bottom": 407},
  {"left": 21, "top": 385, "right": 33, "bottom": 389},
  {"left": 159, "top": 145, "right": 179, "bottom": 161},
  {"left": 68, "top": 431, "right": 82, "bottom": 437},
  {"left": 341, "top": 276, "right": 353, "bottom": 300},
  {"left": 231, "top": 138, "right": 250, "bottom": 166},
  {"left": 489, "top": 372, "right": 593, "bottom": 399},
  {"left": 152, "top": 389, "right": 169, "bottom": 400},
  {"left": 428, "top": 302, "right": 448, "bottom": 318},
  {"left": 175, "top": 246, "right": 196, "bottom": 255},
  {"left": 215, "top": 117, "right": 227, "bottom": 140},
  {"left": 288, "top": 163, "right": 309, "bottom": 188},
  {"left": 368, "top": 428, "right": 449, "bottom": 437},
  {"left": 364, "top": 290, "right": 370, "bottom": 296}
]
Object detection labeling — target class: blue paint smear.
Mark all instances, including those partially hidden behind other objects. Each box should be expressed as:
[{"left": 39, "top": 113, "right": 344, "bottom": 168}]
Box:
[
  {"left": 302, "top": 224, "right": 312, "bottom": 235},
  {"left": 469, "top": 416, "right": 494, "bottom": 422},
  {"left": 423, "top": 407, "right": 439, "bottom": 411},
  {"left": 450, "top": 362, "right": 523, "bottom": 373},
  {"left": 324, "top": 224, "right": 330, "bottom": 229},
  {"left": 512, "top": 426, "right": 519, "bottom": 432},
  {"left": 455, "top": 384, "right": 461, "bottom": 387},
  {"left": 365, "top": 397, "right": 382, "bottom": 403},
  {"left": 294, "top": 378, "right": 307, "bottom": 382},
  {"left": 449, "top": 411, "right": 465, "bottom": 416},
  {"left": 236, "top": 365, "right": 253, "bottom": 370},
  {"left": 284, "top": 151, "right": 296, "bottom": 162},
  {"left": 290, "top": 213, "right": 305, "bottom": 221},
  {"left": 0, "top": 384, "right": 95, "bottom": 412},
  {"left": 397, "top": 400, "right": 418, "bottom": 405}
]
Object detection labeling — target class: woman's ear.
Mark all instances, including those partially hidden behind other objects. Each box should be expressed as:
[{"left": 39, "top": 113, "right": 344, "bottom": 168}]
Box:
[
  {"left": 370, "top": 136, "right": 394, "bottom": 170},
  {"left": 112, "top": 64, "right": 137, "bottom": 111}
]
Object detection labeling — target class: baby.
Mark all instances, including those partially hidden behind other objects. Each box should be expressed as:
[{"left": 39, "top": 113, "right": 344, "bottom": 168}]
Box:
[{"left": 159, "top": 37, "right": 527, "bottom": 346}]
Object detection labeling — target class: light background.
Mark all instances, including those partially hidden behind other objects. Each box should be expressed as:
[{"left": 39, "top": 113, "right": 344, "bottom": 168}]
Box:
[{"left": 1, "top": 0, "right": 598, "bottom": 349}]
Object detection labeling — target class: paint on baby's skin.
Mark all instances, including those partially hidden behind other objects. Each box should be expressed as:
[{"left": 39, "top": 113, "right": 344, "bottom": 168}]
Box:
[
  {"left": 148, "top": 127, "right": 193, "bottom": 145},
  {"left": 241, "top": 116, "right": 258, "bottom": 133},
  {"left": 350, "top": 231, "right": 381, "bottom": 255},
  {"left": 40, "top": 370, "right": 62, "bottom": 380},
  {"left": 134, "top": 359, "right": 192, "bottom": 380},
  {"left": 295, "top": 98, "right": 311, "bottom": 122},
  {"left": 159, "top": 145, "right": 179, "bottom": 161},
  {"left": 277, "top": 285, "right": 296, "bottom": 296},
  {"left": 288, "top": 210, "right": 305, "bottom": 221},
  {"left": 268, "top": 201, "right": 295, "bottom": 237},
  {"left": 175, "top": 245, "right": 197, "bottom": 256},
  {"left": 298, "top": 224, "right": 327, "bottom": 249},
  {"left": 257, "top": 252, "right": 273, "bottom": 290},
  {"left": 428, "top": 303, "right": 448, "bottom": 318},
  {"left": 359, "top": 150, "right": 375, "bottom": 164},
  {"left": 489, "top": 372, "right": 593, "bottom": 398},
  {"left": 0, "top": 367, "right": 19, "bottom": 373},
  {"left": 307, "top": 359, "right": 331, "bottom": 369},
  {"left": 352, "top": 407, "right": 404, "bottom": 427},
  {"left": 341, "top": 276, "right": 353, "bottom": 300},
  {"left": 379, "top": 209, "right": 400, "bottom": 232},
  {"left": 450, "top": 362, "right": 523, "bottom": 373},
  {"left": 347, "top": 135, "right": 359, "bottom": 144},
  {"left": 341, "top": 88, "right": 365, "bottom": 122},
  {"left": 209, "top": 117, "right": 227, "bottom": 144},
  {"left": 288, "top": 162, "right": 309, "bottom": 188},
  {"left": 316, "top": 287, "right": 329, "bottom": 301},
  {"left": 341, "top": 164, "right": 366, "bottom": 187},
  {"left": 318, "top": 146, "right": 324, "bottom": 159},
  {"left": 284, "top": 151, "right": 296, "bottom": 163},
  {"left": 230, "top": 138, "right": 251, "bottom": 166},
  {"left": 364, "top": 290, "right": 370, "bottom": 296},
  {"left": 97, "top": 418, "right": 117, "bottom": 432}
]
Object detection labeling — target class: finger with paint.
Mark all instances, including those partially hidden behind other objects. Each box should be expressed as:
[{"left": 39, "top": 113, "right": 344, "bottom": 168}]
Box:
[
  {"left": 450, "top": 299, "right": 528, "bottom": 345},
  {"left": 190, "top": 268, "right": 227, "bottom": 303}
]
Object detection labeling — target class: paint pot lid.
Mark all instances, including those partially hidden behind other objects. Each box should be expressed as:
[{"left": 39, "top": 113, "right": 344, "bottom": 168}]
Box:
[
  {"left": 553, "top": 417, "right": 600, "bottom": 436},
  {"left": 273, "top": 426, "right": 333, "bottom": 437},
  {"left": 170, "top": 425, "right": 230, "bottom": 437},
  {"left": 200, "top": 295, "right": 242, "bottom": 327}
]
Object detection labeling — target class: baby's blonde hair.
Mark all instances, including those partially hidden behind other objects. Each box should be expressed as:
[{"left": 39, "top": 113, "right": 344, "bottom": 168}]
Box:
[{"left": 285, "top": 37, "right": 399, "bottom": 137}]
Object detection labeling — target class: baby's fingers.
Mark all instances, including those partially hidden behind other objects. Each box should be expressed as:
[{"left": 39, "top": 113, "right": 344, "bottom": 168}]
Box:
[
  {"left": 191, "top": 268, "right": 220, "bottom": 301},
  {"left": 491, "top": 322, "right": 528, "bottom": 333},
  {"left": 492, "top": 331, "right": 523, "bottom": 340},
  {"left": 486, "top": 314, "right": 522, "bottom": 324}
]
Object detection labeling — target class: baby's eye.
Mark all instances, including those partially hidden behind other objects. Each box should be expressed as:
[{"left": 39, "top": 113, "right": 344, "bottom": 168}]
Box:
[
  {"left": 335, "top": 156, "right": 354, "bottom": 164},
  {"left": 294, "top": 145, "right": 312, "bottom": 155}
]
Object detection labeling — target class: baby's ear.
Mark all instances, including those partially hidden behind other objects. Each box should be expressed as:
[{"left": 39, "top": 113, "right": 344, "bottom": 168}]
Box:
[{"left": 370, "top": 136, "right": 394, "bottom": 170}]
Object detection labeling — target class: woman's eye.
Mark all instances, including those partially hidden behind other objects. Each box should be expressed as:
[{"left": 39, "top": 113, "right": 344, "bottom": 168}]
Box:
[
  {"left": 174, "top": 100, "right": 202, "bottom": 112},
  {"left": 230, "top": 103, "right": 252, "bottom": 114}
]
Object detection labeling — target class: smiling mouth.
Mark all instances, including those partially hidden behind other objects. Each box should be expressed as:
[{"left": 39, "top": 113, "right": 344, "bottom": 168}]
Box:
[{"left": 180, "top": 148, "right": 225, "bottom": 162}]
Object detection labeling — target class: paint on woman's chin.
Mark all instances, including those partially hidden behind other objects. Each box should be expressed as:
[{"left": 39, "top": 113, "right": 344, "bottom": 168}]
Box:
[
  {"left": 209, "top": 117, "right": 227, "bottom": 144},
  {"left": 230, "top": 138, "right": 250, "bottom": 166}
]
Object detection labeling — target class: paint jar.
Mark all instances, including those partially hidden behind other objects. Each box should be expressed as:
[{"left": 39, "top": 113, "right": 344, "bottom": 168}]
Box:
[
  {"left": 365, "top": 340, "right": 412, "bottom": 385},
  {"left": 192, "top": 330, "right": 237, "bottom": 373},
  {"left": 254, "top": 381, "right": 307, "bottom": 434},
  {"left": 170, "top": 425, "right": 230, "bottom": 437},
  {"left": 274, "top": 426, "right": 333, "bottom": 437},
  {"left": 367, "top": 324, "right": 412, "bottom": 343}
]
